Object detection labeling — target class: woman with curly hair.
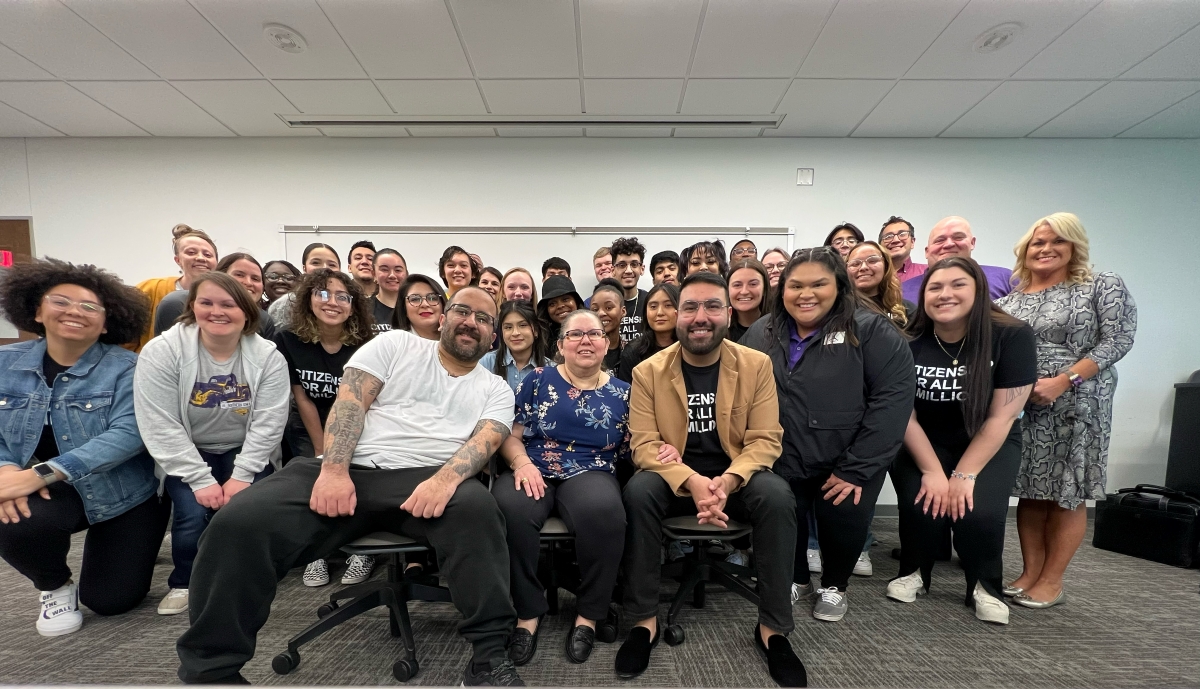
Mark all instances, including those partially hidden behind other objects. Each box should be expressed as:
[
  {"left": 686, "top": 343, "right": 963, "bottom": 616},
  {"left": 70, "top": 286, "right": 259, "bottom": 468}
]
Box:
[
  {"left": 132, "top": 223, "right": 217, "bottom": 352},
  {"left": 134, "top": 272, "right": 290, "bottom": 616},
  {"left": 0, "top": 259, "right": 169, "bottom": 637}
]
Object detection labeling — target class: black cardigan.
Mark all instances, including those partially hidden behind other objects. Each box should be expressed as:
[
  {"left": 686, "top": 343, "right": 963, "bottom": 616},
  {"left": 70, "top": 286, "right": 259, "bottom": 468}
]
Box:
[{"left": 740, "top": 309, "right": 915, "bottom": 486}]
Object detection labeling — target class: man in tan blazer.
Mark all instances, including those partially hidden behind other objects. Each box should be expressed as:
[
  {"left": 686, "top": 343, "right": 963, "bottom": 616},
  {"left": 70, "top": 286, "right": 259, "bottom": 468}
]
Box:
[{"left": 614, "top": 272, "right": 805, "bottom": 688}]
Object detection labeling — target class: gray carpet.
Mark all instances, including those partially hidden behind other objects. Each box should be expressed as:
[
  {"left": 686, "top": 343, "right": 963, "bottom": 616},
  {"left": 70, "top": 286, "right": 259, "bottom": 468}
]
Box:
[{"left": 1, "top": 516, "right": 1197, "bottom": 687}]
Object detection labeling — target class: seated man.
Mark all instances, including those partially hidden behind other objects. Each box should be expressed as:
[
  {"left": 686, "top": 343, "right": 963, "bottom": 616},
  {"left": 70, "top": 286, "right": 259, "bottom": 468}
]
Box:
[
  {"left": 616, "top": 271, "right": 806, "bottom": 687},
  {"left": 176, "top": 287, "right": 526, "bottom": 687},
  {"left": 901, "top": 216, "right": 1014, "bottom": 302}
]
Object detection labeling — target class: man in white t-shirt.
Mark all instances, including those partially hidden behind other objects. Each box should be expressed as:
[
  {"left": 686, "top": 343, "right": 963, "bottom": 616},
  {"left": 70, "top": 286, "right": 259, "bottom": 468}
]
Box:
[{"left": 178, "top": 287, "right": 527, "bottom": 687}]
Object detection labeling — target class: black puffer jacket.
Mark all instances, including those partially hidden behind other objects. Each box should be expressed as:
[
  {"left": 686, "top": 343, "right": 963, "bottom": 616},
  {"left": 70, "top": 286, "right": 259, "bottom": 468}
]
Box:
[{"left": 740, "top": 310, "right": 915, "bottom": 486}]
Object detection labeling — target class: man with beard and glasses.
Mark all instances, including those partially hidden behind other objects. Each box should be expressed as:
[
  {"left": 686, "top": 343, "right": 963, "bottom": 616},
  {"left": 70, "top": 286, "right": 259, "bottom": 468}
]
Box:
[
  {"left": 175, "top": 287, "right": 528, "bottom": 687},
  {"left": 614, "top": 271, "right": 806, "bottom": 687}
]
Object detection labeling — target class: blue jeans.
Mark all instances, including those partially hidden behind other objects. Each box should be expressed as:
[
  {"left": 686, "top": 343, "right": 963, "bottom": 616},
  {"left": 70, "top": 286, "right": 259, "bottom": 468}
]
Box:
[
  {"left": 164, "top": 446, "right": 272, "bottom": 588},
  {"left": 807, "top": 504, "right": 874, "bottom": 553}
]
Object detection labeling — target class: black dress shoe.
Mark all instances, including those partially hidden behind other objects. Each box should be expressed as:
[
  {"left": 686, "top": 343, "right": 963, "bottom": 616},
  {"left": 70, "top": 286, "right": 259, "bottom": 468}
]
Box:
[
  {"left": 753, "top": 626, "right": 807, "bottom": 688},
  {"left": 614, "top": 624, "right": 660, "bottom": 679},
  {"left": 506, "top": 617, "right": 543, "bottom": 667},
  {"left": 566, "top": 625, "right": 596, "bottom": 664}
]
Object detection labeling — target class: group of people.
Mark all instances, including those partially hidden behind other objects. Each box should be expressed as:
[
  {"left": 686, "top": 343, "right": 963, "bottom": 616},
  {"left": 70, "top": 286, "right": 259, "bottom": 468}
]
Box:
[{"left": 0, "top": 211, "right": 1137, "bottom": 687}]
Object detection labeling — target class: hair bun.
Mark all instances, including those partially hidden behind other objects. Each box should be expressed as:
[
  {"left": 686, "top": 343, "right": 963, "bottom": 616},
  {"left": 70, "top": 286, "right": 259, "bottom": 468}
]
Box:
[{"left": 172, "top": 223, "right": 196, "bottom": 238}]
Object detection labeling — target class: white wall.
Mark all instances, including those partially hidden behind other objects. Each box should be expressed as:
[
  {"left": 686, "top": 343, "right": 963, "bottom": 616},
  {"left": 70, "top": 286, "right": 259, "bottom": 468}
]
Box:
[{"left": 2, "top": 135, "right": 1197, "bottom": 502}]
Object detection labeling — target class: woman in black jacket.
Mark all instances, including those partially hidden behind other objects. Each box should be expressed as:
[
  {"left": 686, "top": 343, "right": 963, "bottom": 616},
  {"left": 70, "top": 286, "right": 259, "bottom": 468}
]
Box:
[{"left": 741, "top": 247, "right": 914, "bottom": 623}]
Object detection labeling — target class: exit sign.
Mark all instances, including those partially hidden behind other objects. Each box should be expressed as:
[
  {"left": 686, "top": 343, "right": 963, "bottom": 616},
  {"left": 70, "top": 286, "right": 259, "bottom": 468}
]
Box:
[{"left": 0, "top": 250, "right": 12, "bottom": 267}]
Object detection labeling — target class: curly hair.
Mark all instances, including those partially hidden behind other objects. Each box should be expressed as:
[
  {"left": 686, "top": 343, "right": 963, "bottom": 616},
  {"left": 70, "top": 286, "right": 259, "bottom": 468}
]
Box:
[
  {"left": 1011, "top": 212, "right": 1093, "bottom": 290},
  {"left": 288, "top": 269, "right": 374, "bottom": 346},
  {"left": 0, "top": 258, "right": 150, "bottom": 345},
  {"left": 610, "top": 236, "right": 646, "bottom": 262}
]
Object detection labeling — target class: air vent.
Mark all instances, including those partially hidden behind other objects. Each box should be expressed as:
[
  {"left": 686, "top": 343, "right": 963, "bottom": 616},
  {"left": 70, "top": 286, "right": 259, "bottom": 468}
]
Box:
[{"left": 277, "top": 114, "right": 785, "bottom": 129}]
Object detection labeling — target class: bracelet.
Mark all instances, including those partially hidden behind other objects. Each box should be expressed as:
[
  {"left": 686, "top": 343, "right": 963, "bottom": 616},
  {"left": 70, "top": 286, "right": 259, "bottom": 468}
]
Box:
[
  {"left": 950, "top": 471, "right": 977, "bottom": 481},
  {"left": 512, "top": 460, "right": 533, "bottom": 472}
]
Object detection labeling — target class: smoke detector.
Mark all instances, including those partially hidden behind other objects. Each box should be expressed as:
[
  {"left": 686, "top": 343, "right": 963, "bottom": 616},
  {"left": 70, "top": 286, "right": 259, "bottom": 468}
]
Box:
[
  {"left": 973, "top": 23, "right": 1021, "bottom": 53},
  {"left": 264, "top": 24, "right": 307, "bottom": 53}
]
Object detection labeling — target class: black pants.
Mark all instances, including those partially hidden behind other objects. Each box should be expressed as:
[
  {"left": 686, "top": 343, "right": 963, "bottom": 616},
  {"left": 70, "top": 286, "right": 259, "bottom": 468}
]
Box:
[
  {"left": 0, "top": 481, "right": 169, "bottom": 615},
  {"left": 790, "top": 469, "right": 887, "bottom": 592},
  {"left": 622, "top": 470, "right": 796, "bottom": 634},
  {"left": 492, "top": 470, "right": 625, "bottom": 621},
  {"left": 176, "top": 457, "right": 516, "bottom": 683},
  {"left": 891, "top": 438, "right": 1021, "bottom": 601}
]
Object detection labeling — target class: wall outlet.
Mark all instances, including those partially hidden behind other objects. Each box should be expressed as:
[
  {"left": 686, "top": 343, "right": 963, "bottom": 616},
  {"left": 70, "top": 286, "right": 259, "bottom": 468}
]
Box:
[{"left": 796, "top": 168, "right": 814, "bottom": 186}]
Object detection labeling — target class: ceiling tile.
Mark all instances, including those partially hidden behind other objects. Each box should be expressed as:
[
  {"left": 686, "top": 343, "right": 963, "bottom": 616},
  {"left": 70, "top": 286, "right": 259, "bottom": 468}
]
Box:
[
  {"left": 0, "top": 100, "right": 62, "bottom": 136},
  {"left": 408, "top": 126, "right": 496, "bottom": 136},
  {"left": 70, "top": 81, "right": 234, "bottom": 136},
  {"left": 1119, "top": 91, "right": 1200, "bottom": 137},
  {"left": 319, "top": 126, "right": 409, "bottom": 136},
  {"left": 680, "top": 78, "right": 788, "bottom": 114},
  {"left": 690, "top": 0, "right": 834, "bottom": 78},
  {"left": 0, "top": 44, "right": 54, "bottom": 80},
  {"left": 318, "top": 0, "right": 472, "bottom": 78},
  {"left": 907, "top": 0, "right": 1100, "bottom": 79},
  {"left": 799, "top": 0, "right": 969, "bottom": 78},
  {"left": 61, "top": 0, "right": 259, "bottom": 80},
  {"left": 584, "top": 79, "right": 682, "bottom": 114},
  {"left": 449, "top": 0, "right": 578, "bottom": 78},
  {"left": 853, "top": 80, "right": 998, "bottom": 137},
  {"left": 374, "top": 80, "right": 486, "bottom": 114},
  {"left": 942, "top": 80, "right": 1104, "bottom": 137},
  {"left": 0, "top": 1, "right": 156, "bottom": 79},
  {"left": 172, "top": 80, "right": 318, "bottom": 136},
  {"left": 1122, "top": 22, "right": 1200, "bottom": 79},
  {"left": 0, "top": 81, "right": 145, "bottom": 135},
  {"left": 579, "top": 0, "right": 702, "bottom": 77},
  {"left": 496, "top": 127, "right": 583, "bottom": 136},
  {"left": 585, "top": 127, "right": 672, "bottom": 137},
  {"left": 673, "top": 127, "right": 760, "bottom": 137},
  {"left": 1031, "top": 80, "right": 1200, "bottom": 137},
  {"left": 768, "top": 79, "right": 892, "bottom": 136},
  {"left": 273, "top": 80, "right": 392, "bottom": 114},
  {"left": 1016, "top": 0, "right": 1200, "bottom": 79},
  {"left": 189, "top": 0, "right": 365, "bottom": 79},
  {"left": 481, "top": 79, "right": 581, "bottom": 114}
]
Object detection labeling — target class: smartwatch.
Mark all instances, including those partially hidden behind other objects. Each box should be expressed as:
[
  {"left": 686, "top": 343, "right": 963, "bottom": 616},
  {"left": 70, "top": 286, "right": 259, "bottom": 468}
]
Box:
[{"left": 32, "top": 463, "right": 59, "bottom": 485}]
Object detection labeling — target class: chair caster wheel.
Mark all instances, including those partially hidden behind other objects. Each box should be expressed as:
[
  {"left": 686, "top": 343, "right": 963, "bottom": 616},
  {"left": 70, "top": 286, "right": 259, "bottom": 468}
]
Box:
[
  {"left": 317, "top": 602, "right": 338, "bottom": 618},
  {"left": 393, "top": 658, "right": 420, "bottom": 681},
  {"left": 664, "top": 624, "right": 685, "bottom": 646},
  {"left": 272, "top": 650, "right": 300, "bottom": 675}
]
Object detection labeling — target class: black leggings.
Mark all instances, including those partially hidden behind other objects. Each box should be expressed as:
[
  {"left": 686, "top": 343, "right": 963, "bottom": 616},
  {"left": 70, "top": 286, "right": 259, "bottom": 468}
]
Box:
[
  {"left": 790, "top": 470, "right": 887, "bottom": 592},
  {"left": 0, "top": 481, "right": 169, "bottom": 614},
  {"left": 891, "top": 438, "right": 1021, "bottom": 601}
]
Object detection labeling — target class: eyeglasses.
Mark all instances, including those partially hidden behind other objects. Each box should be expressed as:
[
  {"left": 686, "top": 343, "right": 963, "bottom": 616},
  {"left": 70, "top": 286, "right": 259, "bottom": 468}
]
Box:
[
  {"left": 405, "top": 292, "right": 442, "bottom": 307},
  {"left": 315, "top": 290, "right": 353, "bottom": 305},
  {"left": 446, "top": 303, "right": 495, "bottom": 329},
  {"left": 613, "top": 260, "right": 642, "bottom": 272},
  {"left": 265, "top": 272, "right": 297, "bottom": 282},
  {"left": 846, "top": 256, "right": 885, "bottom": 270},
  {"left": 43, "top": 294, "right": 105, "bottom": 315},
  {"left": 562, "top": 328, "right": 605, "bottom": 342},
  {"left": 880, "top": 230, "right": 913, "bottom": 242},
  {"left": 730, "top": 246, "right": 757, "bottom": 258},
  {"left": 679, "top": 299, "right": 728, "bottom": 317},
  {"left": 830, "top": 237, "right": 859, "bottom": 248}
]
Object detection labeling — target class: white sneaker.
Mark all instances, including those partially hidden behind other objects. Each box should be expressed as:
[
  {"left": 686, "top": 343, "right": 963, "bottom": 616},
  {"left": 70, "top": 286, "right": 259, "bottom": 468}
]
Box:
[
  {"left": 806, "top": 548, "right": 822, "bottom": 574},
  {"left": 812, "top": 587, "right": 848, "bottom": 622},
  {"left": 304, "top": 559, "right": 330, "bottom": 587},
  {"left": 852, "top": 551, "right": 873, "bottom": 577},
  {"left": 724, "top": 549, "right": 750, "bottom": 567},
  {"left": 157, "top": 588, "right": 189, "bottom": 616},
  {"left": 886, "top": 572, "right": 926, "bottom": 603},
  {"left": 341, "top": 555, "right": 376, "bottom": 584},
  {"left": 37, "top": 581, "right": 83, "bottom": 637},
  {"left": 790, "top": 582, "right": 813, "bottom": 603},
  {"left": 973, "top": 582, "right": 1010, "bottom": 625}
]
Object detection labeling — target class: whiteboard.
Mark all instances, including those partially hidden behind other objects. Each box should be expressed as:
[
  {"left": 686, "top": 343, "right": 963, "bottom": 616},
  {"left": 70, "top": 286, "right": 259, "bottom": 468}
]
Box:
[{"left": 281, "top": 226, "right": 793, "bottom": 297}]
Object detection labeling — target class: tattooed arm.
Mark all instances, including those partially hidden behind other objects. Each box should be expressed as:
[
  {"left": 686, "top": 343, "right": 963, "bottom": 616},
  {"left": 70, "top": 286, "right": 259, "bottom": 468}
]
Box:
[
  {"left": 309, "top": 367, "right": 384, "bottom": 517},
  {"left": 400, "top": 418, "right": 512, "bottom": 519}
]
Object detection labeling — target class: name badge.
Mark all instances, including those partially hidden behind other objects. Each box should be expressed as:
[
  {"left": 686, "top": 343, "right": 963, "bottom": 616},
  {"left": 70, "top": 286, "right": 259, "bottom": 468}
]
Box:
[{"left": 823, "top": 331, "right": 846, "bottom": 346}]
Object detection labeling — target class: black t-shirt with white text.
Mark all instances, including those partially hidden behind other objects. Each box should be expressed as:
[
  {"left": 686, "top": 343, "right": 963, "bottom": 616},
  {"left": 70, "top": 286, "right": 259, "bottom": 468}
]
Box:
[
  {"left": 33, "top": 353, "right": 71, "bottom": 462},
  {"left": 681, "top": 359, "right": 730, "bottom": 477},
  {"left": 910, "top": 322, "right": 1037, "bottom": 454},
  {"left": 370, "top": 295, "right": 394, "bottom": 334},
  {"left": 619, "top": 289, "right": 649, "bottom": 344},
  {"left": 273, "top": 330, "right": 361, "bottom": 424}
]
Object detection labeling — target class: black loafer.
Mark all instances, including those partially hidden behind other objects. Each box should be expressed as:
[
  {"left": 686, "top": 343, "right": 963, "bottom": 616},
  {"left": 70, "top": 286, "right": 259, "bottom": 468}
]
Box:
[
  {"left": 566, "top": 624, "right": 596, "bottom": 664},
  {"left": 506, "top": 616, "right": 543, "bottom": 667},
  {"left": 753, "top": 625, "right": 807, "bottom": 687},
  {"left": 614, "top": 624, "right": 660, "bottom": 679}
]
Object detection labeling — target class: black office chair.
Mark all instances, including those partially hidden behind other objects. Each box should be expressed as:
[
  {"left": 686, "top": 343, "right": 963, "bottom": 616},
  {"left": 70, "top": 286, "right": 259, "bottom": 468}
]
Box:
[
  {"left": 658, "top": 516, "right": 759, "bottom": 646},
  {"left": 271, "top": 532, "right": 452, "bottom": 682}
]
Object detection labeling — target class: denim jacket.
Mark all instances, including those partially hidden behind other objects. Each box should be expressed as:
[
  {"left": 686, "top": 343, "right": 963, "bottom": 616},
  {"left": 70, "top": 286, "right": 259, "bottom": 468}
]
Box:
[{"left": 0, "top": 339, "right": 157, "bottom": 524}]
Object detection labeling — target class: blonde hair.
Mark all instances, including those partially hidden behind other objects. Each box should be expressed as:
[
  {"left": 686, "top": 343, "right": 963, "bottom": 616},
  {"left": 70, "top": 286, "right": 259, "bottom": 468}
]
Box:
[
  {"left": 593, "top": 246, "right": 612, "bottom": 260},
  {"left": 1012, "top": 212, "right": 1092, "bottom": 289},
  {"left": 500, "top": 267, "right": 539, "bottom": 305},
  {"left": 171, "top": 223, "right": 217, "bottom": 256}
]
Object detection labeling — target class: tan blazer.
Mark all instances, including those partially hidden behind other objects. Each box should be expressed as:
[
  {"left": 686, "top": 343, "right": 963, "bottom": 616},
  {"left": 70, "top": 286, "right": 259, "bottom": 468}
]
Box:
[{"left": 628, "top": 339, "right": 783, "bottom": 496}]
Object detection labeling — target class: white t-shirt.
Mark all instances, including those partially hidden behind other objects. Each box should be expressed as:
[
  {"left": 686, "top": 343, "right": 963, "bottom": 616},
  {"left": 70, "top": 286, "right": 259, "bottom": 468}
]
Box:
[{"left": 344, "top": 329, "right": 516, "bottom": 469}]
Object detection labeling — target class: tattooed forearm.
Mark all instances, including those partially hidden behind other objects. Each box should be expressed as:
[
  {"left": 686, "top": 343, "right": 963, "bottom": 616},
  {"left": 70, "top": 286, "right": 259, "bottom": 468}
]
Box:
[
  {"left": 323, "top": 401, "right": 364, "bottom": 467},
  {"left": 340, "top": 368, "right": 382, "bottom": 404},
  {"left": 1004, "top": 384, "right": 1032, "bottom": 406},
  {"left": 435, "top": 419, "right": 512, "bottom": 483}
]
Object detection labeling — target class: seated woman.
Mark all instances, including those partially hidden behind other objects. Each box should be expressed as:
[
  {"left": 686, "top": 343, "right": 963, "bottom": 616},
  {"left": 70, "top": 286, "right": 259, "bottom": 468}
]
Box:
[
  {"left": 0, "top": 259, "right": 169, "bottom": 637},
  {"left": 536, "top": 276, "right": 584, "bottom": 360},
  {"left": 495, "top": 310, "right": 630, "bottom": 666},
  {"left": 727, "top": 258, "right": 770, "bottom": 342},
  {"left": 887, "top": 257, "right": 1035, "bottom": 625},
  {"left": 616, "top": 282, "right": 678, "bottom": 384},
  {"left": 480, "top": 300, "right": 553, "bottom": 392},
  {"left": 155, "top": 252, "right": 276, "bottom": 339},
  {"left": 589, "top": 278, "right": 626, "bottom": 375},
  {"left": 847, "top": 241, "right": 914, "bottom": 327},
  {"left": 134, "top": 272, "right": 290, "bottom": 617},
  {"left": 390, "top": 274, "right": 446, "bottom": 339}
]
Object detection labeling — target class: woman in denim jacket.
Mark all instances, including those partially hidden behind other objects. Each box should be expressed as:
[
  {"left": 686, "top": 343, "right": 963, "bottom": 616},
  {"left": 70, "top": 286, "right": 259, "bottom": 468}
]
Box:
[{"left": 0, "top": 259, "right": 168, "bottom": 637}]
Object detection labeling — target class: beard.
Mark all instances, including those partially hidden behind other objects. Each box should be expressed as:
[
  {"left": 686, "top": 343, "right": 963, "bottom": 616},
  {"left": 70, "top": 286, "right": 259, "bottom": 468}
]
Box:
[
  {"left": 677, "top": 320, "right": 728, "bottom": 356},
  {"left": 440, "top": 321, "right": 487, "bottom": 363}
]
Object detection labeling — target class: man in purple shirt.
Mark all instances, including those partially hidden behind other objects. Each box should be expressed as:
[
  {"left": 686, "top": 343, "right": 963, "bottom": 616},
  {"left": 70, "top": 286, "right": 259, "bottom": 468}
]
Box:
[
  {"left": 901, "top": 216, "right": 1014, "bottom": 303},
  {"left": 879, "top": 215, "right": 926, "bottom": 285}
]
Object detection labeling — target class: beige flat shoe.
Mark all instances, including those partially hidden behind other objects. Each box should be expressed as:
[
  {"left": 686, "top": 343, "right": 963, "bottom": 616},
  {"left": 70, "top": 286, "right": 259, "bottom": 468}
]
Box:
[{"left": 1014, "top": 589, "right": 1065, "bottom": 609}]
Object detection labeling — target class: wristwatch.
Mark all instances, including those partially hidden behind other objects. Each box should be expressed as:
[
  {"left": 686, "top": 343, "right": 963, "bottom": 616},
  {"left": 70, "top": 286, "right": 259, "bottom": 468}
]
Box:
[
  {"left": 1066, "top": 371, "right": 1083, "bottom": 388},
  {"left": 32, "top": 463, "right": 59, "bottom": 485}
]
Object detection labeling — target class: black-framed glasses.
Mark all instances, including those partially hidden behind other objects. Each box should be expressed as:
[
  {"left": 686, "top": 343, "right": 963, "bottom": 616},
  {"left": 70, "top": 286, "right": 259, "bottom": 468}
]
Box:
[
  {"left": 43, "top": 294, "right": 105, "bottom": 315},
  {"left": 678, "top": 299, "right": 727, "bottom": 317},
  {"left": 731, "top": 246, "right": 757, "bottom": 258},
  {"left": 830, "top": 237, "right": 859, "bottom": 248},
  {"left": 405, "top": 292, "right": 442, "bottom": 307},
  {"left": 613, "top": 260, "right": 642, "bottom": 272},
  {"left": 880, "top": 230, "right": 913, "bottom": 242},
  {"left": 446, "top": 303, "right": 495, "bottom": 329},
  {"left": 562, "top": 328, "right": 605, "bottom": 342},
  {"left": 265, "top": 272, "right": 297, "bottom": 282},
  {"left": 315, "top": 289, "right": 352, "bottom": 305}
]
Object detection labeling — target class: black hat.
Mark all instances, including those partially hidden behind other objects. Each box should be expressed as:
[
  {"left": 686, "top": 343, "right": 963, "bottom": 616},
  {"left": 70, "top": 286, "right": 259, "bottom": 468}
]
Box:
[{"left": 537, "top": 276, "right": 584, "bottom": 315}]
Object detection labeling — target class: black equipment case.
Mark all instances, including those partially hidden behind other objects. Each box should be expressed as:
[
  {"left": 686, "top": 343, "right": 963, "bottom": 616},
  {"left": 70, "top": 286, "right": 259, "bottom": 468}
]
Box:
[{"left": 1093, "top": 484, "right": 1200, "bottom": 568}]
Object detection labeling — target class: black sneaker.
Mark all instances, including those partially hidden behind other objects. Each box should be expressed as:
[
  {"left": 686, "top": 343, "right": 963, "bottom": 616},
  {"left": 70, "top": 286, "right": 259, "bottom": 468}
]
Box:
[
  {"left": 753, "top": 625, "right": 807, "bottom": 687},
  {"left": 462, "top": 658, "right": 525, "bottom": 686},
  {"left": 614, "top": 624, "right": 660, "bottom": 679}
]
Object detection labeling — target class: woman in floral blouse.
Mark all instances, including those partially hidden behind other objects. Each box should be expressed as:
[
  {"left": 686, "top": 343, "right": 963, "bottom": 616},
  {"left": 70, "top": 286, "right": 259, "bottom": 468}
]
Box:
[{"left": 494, "top": 309, "right": 631, "bottom": 667}]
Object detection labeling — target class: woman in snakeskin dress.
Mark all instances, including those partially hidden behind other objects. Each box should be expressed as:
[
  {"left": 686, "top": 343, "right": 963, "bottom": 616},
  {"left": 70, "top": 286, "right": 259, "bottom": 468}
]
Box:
[{"left": 996, "top": 212, "right": 1136, "bottom": 609}]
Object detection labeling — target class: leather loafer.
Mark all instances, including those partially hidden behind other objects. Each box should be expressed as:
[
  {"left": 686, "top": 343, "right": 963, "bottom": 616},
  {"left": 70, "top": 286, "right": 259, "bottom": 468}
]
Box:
[
  {"left": 753, "top": 625, "right": 807, "bottom": 687},
  {"left": 1001, "top": 584, "right": 1024, "bottom": 597},
  {"left": 506, "top": 616, "right": 544, "bottom": 666},
  {"left": 566, "top": 624, "right": 596, "bottom": 664},
  {"left": 1014, "top": 589, "right": 1065, "bottom": 609},
  {"left": 614, "top": 623, "right": 660, "bottom": 679}
]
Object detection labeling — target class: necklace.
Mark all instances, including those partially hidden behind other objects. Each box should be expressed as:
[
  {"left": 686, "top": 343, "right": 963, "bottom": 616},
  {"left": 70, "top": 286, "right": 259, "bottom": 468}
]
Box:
[
  {"left": 560, "top": 365, "right": 601, "bottom": 390},
  {"left": 933, "top": 331, "right": 967, "bottom": 366}
]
